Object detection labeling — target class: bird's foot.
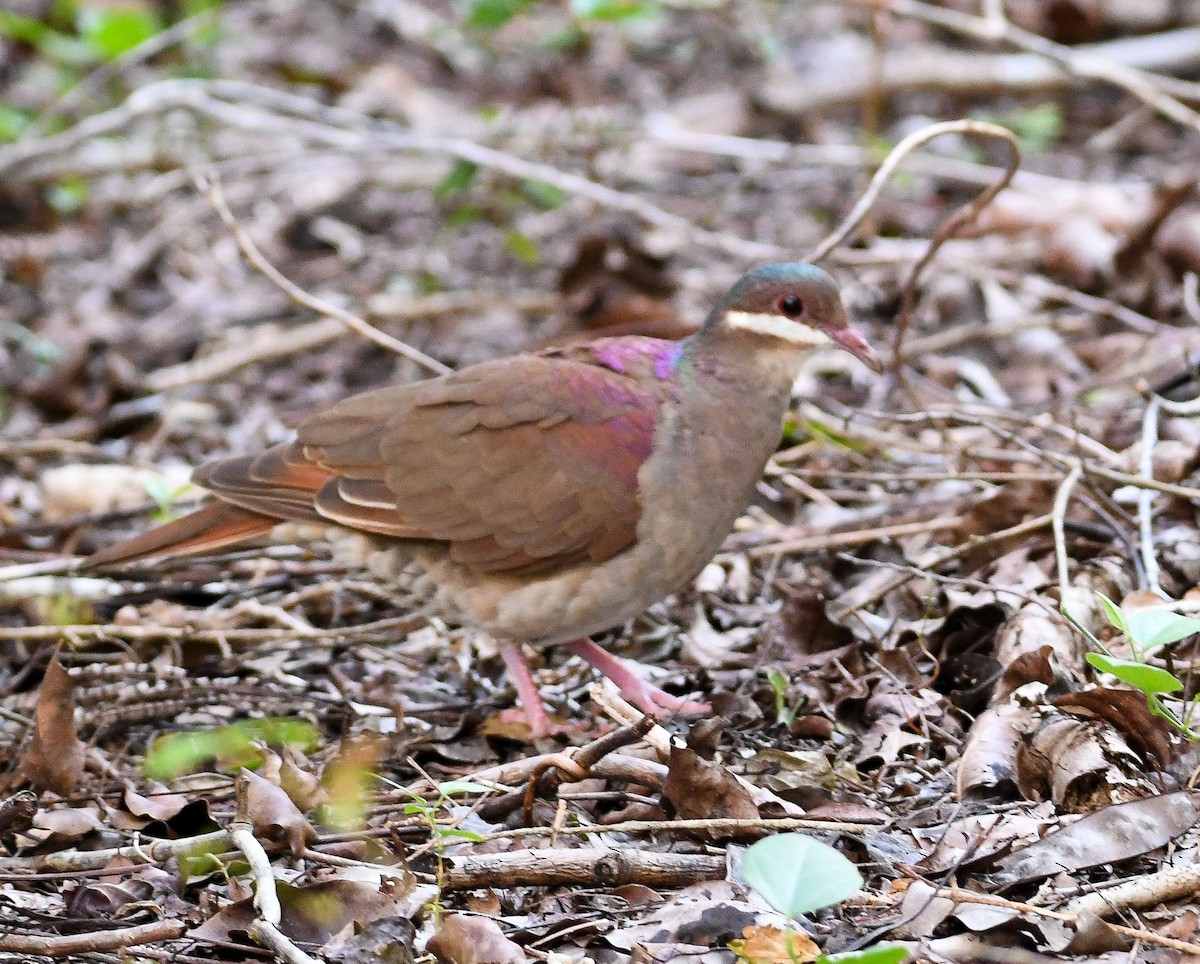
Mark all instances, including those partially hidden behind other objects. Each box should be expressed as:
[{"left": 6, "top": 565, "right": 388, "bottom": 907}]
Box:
[
  {"left": 566, "top": 638, "right": 710, "bottom": 720},
  {"left": 499, "top": 642, "right": 569, "bottom": 740}
]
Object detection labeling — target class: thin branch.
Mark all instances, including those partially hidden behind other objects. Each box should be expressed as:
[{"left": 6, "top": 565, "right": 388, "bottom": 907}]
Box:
[
  {"left": 0, "top": 78, "right": 776, "bottom": 259},
  {"left": 142, "top": 290, "right": 555, "bottom": 392},
  {"left": 0, "top": 829, "right": 231, "bottom": 872},
  {"left": 806, "top": 119, "right": 1018, "bottom": 265},
  {"left": 744, "top": 515, "right": 963, "bottom": 558},
  {"left": 892, "top": 124, "right": 1020, "bottom": 364},
  {"left": 1138, "top": 396, "right": 1166, "bottom": 596},
  {"left": 1052, "top": 463, "right": 1083, "bottom": 601},
  {"left": 194, "top": 172, "right": 451, "bottom": 376},
  {"left": 0, "top": 919, "right": 186, "bottom": 957},
  {"left": 229, "top": 822, "right": 282, "bottom": 925}
]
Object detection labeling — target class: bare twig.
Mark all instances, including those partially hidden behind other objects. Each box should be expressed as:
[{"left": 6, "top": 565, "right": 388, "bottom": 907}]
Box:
[
  {"left": 1185, "top": 273, "right": 1200, "bottom": 325},
  {"left": 806, "top": 119, "right": 1018, "bottom": 265},
  {"left": 249, "top": 920, "right": 321, "bottom": 964},
  {"left": 892, "top": 124, "right": 1021, "bottom": 364},
  {"left": 0, "top": 78, "right": 776, "bottom": 259},
  {"left": 23, "top": 8, "right": 218, "bottom": 139},
  {"left": 441, "top": 846, "right": 724, "bottom": 891},
  {"left": 195, "top": 172, "right": 451, "bottom": 376},
  {"left": 1138, "top": 396, "right": 1166, "bottom": 596},
  {"left": 0, "top": 919, "right": 186, "bottom": 957},
  {"left": 1067, "top": 860, "right": 1200, "bottom": 921},
  {"left": 0, "top": 614, "right": 422, "bottom": 645},
  {"left": 229, "top": 820, "right": 282, "bottom": 926},
  {"left": 0, "top": 829, "right": 231, "bottom": 872},
  {"left": 941, "top": 886, "right": 1200, "bottom": 955},
  {"left": 743, "top": 515, "right": 963, "bottom": 558},
  {"left": 1052, "top": 463, "right": 1083, "bottom": 602}
]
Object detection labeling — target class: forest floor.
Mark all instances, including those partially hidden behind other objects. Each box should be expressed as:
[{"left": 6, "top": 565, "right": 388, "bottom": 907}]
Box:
[{"left": 4, "top": 1, "right": 1200, "bottom": 962}]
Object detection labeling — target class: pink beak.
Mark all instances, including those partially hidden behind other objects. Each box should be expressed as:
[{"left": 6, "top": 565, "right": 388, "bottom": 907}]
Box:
[{"left": 830, "top": 327, "right": 883, "bottom": 373}]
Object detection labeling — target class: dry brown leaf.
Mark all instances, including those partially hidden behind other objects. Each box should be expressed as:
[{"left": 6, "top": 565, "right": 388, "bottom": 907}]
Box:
[
  {"left": 261, "top": 746, "right": 326, "bottom": 813},
  {"left": 729, "top": 924, "right": 820, "bottom": 964},
  {"left": 427, "top": 913, "right": 524, "bottom": 964},
  {"left": 31, "top": 806, "right": 104, "bottom": 838},
  {"left": 992, "top": 791, "right": 1198, "bottom": 888},
  {"left": 1015, "top": 711, "right": 1154, "bottom": 808},
  {"left": 39, "top": 464, "right": 188, "bottom": 521},
  {"left": 1054, "top": 687, "right": 1174, "bottom": 770},
  {"left": 123, "top": 785, "right": 190, "bottom": 823},
  {"left": 240, "top": 768, "right": 316, "bottom": 858},
  {"left": 919, "top": 805, "right": 1053, "bottom": 876},
  {"left": 956, "top": 703, "right": 1031, "bottom": 800},
  {"left": 994, "top": 603, "right": 1084, "bottom": 679},
  {"left": 320, "top": 736, "right": 383, "bottom": 832},
  {"left": 193, "top": 875, "right": 414, "bottom": 948},
  {"left": 662, "top": 743, "right": 758, "bottom": 829},
  {"left": 20, "top": 658, "right": 84, "bottom": 795},
  {"left": 324, "top": 916, "right": 418, "bottom": 964}
]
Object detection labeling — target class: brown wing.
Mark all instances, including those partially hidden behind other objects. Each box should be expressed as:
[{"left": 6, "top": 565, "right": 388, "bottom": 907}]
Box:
[
  {"left": 177, "top": 352, "right": 669, "bottom": 575},
  {"left": 296, "top": 355, "right": 665, "bottom": 574}
]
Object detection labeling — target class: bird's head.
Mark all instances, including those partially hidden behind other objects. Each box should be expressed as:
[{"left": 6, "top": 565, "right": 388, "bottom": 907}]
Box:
[{"left": 710, "top": 263, "right": 881, "bottom": 373}]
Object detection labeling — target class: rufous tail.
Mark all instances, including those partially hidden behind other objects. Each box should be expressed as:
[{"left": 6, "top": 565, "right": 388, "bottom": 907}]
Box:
[{"left": 84, "top": 503, "right": 277, "bottom": 569}]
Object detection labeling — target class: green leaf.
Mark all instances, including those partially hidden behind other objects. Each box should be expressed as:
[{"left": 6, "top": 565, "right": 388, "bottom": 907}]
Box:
[
  {"left": 0, "top": 10, "right": 53, "bottom": 46},
  {"left": 1096, "top": 592, "right": 1126, "bottom": 633},
  {"left": 504, "top": 229, "right": 540, "bottom": 266},
  {"left": 437, "top": 780, "right": 493, "bottom": 796},
  {"left": 741, "top": 833, "right": 863, "bottom": 918},
  {"left": 1004, "top": 103, "right": 1062, "bottom": 154},
  {"left": 520, "top": 178, "right": 566, "bottom": 210},
  {"left": 183, "top": 0, "right": 224, "bottom": 14},
  {"left": 0, "top": 10, "right": 91, "bottom": 64},
  {"left": 0, "top": 105, "right": 31, "bottom": 143},
  {"left": 465, "top": 0, "right": 532, "bottom": 30},
  {"left": 435, "top": 160, "right": 479, "bottom": 201},
  {"left": 1086, "top": 653, "right": 1183, "bottom": 695},
  {"left": 805, "top": 419, "right": 871, "bottom": 455},
  {"left": 77, "top": 8, "right": 162, "bottom": 60},
  {"left": 818, "top": 946, "right": 909, "bottom": 964},
  {"left": 445, "top": 203, "right": 485, "bottom": 227},
  {"left": 46, "top": 177, "right": 88, "bottom": 215},
  {"left": 571, "top": 0, "right": 655, "bottom": 22},
  {"left": 143, "top": 718, "right": 319, "bottom": 779},
  {"left": 1125, "top": 608, "right": 1200, "bottom": 651},
  {"left": 439, "top": 827, "right": 486, "bottom": 842}
]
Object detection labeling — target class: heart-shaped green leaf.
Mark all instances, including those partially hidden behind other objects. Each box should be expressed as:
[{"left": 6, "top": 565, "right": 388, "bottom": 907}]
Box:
[{"left": 741, "top": 833, "right": 863, "bottom": 918}]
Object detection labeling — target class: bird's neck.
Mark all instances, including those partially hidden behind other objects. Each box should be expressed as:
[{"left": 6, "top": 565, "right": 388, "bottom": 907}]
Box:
[{"left": 679, "top": 312, "right": 809, "bottom": 398}]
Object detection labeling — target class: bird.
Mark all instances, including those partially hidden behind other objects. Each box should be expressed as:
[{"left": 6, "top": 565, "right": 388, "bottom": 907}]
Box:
[{"left": 86, "top": 263, "right": 880, "bottom": 737}]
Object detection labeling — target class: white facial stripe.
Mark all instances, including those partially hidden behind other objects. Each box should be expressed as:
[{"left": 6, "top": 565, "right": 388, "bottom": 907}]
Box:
[{"left": 725, "top": 310, "right": 834, "bottom": 347}]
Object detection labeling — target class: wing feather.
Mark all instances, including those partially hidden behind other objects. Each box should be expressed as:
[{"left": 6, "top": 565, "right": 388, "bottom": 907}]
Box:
[{"left": 99, "top": 340, "right": 676, "bottom": 575}]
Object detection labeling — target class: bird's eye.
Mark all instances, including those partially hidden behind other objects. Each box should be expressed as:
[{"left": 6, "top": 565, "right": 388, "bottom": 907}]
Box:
[{"left": 778, "top": 295, "right": 804, "bottom": 318}]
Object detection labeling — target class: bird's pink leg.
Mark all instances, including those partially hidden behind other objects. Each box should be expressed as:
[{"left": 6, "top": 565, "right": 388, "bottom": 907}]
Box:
[
  {"left": 500, "top": 642, "right": 560, "bottom": 739},
  {"left": 566, "top": 638, "right": 710, "bottom": 718}
]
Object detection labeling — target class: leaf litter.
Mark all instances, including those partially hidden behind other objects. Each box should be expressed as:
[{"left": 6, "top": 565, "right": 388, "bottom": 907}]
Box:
[{"left": 5, "top": 1, "right": 1200, "bottom": 961}]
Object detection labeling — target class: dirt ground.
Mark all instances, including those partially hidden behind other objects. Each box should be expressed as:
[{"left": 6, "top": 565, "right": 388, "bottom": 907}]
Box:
[{"left": 5, "top": 1, "right": 1200, "bottom": 962}]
